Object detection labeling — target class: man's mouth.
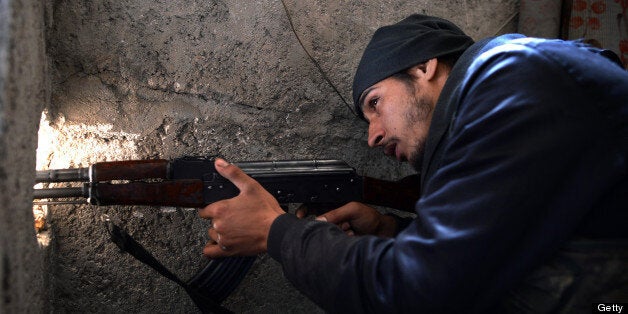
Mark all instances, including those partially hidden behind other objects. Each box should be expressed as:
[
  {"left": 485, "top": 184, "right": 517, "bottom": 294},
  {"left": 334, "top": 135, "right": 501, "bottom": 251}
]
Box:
[
  {"left": 384, "top": 143, "right": 395, "bottom": 156},
  {"left": 385, "top": 143, "right": 404, "bottom": 161}
]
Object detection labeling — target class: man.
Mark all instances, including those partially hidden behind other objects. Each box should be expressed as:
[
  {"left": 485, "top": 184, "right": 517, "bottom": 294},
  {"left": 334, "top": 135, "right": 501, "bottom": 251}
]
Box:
[{"left": 199, "top": 14, "right": 628, "bottom": 312}]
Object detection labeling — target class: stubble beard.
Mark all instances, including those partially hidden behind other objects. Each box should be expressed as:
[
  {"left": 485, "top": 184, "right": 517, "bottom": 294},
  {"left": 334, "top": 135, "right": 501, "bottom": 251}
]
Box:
[{"left": 405, "top": 94, "right": 433, "bottom": 172}]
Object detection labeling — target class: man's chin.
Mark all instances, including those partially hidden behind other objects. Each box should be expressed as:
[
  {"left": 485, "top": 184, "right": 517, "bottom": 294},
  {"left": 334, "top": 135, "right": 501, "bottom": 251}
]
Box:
[{"left": 408, "top": 141, "right": 427, "bottom": 172}]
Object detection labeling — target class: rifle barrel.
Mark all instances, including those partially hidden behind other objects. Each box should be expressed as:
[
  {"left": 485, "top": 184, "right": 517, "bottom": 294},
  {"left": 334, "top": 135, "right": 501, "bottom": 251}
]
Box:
[
  {"left": 35, "top": 168, "right": 89, "bottom": 183},
  {"left": 33, "top": 186, "right": 86, "bottom": 199}
]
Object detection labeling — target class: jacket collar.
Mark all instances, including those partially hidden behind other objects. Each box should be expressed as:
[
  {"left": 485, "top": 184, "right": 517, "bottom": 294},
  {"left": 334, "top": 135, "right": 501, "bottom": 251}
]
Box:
[{"left": 419, "top": 35, "right": 524, "bottom": 190}]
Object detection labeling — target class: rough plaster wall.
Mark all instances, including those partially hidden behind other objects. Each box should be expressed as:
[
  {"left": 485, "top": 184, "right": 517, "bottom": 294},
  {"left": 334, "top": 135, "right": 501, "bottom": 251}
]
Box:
[
  {"left": 39, "top": 0, "right": 518, "bottom": 312},
  {"left": 0, "top": 0, "right": 46, "bottom": 312}
]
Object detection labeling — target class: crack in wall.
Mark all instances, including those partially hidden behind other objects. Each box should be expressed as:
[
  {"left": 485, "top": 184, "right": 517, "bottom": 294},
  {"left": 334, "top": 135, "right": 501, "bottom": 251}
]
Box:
[{"left": 279, "top": 0, "right": 355, "bottom": 116}]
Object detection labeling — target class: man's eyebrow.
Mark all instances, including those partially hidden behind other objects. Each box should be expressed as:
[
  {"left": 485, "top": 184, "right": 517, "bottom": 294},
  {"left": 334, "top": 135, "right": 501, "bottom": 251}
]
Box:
[{"left": 358, "top": 86, "right": 376, "bottom": 108}]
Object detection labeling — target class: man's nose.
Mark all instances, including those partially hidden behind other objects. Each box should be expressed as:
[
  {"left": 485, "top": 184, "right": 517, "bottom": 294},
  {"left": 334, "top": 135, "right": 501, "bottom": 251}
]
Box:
[{"left": 367, "top": 121, "right": 385, "bottom": 147}]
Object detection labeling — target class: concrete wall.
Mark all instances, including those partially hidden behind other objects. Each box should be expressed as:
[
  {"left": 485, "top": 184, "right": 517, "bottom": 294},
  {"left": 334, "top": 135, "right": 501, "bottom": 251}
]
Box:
[
  {"left": 0, "top": 0, "right": 47, "bottom": 312},
  {"left": 2, "top": 0, "right": 518, "bottom": 312}
]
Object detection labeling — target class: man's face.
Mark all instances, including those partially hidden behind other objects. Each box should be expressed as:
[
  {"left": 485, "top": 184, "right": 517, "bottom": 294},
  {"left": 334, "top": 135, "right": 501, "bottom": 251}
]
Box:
[{"left": 360, "top": 75, "right": 434, "bottom": 171}]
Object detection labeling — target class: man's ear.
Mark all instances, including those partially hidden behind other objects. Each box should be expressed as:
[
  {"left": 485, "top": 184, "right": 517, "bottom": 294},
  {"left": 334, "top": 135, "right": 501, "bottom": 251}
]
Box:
[{"left": 410, "top": 58, "right": 438, "bottom": 82}]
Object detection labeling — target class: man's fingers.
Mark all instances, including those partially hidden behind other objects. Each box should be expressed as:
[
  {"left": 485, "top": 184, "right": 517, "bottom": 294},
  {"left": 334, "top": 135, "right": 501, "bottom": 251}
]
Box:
[
  {"left": 207, "top": 227, "right": 219, "bottom": 243},
  {"left": 204, "top": 228, "right": 232, "bottom": 258},
  {"left": 198, "top": 197, "right": 229, "bottom": 221},
  {"left": 214, "top": 158, "right": 257, "bottom": 192},
  {"left": 296, "top": 204, "right": 308, "bottom": 218},
  {"left": 340, "top": 222, "right": 351, "bottom": 231},
  {"left": 198, "top": 204, "right": 212, "bottom": 219},
  {"left": 203, "top": 243, "right": 231, "bottom": 258},
  {"left": 317, "top": 202, "right": 360, "bottom": 224}
]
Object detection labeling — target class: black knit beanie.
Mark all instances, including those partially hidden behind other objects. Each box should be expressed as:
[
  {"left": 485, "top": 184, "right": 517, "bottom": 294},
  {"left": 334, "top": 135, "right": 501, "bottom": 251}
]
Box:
[{"left": 352, "top": 14, "right": 474, "bottom": 118}]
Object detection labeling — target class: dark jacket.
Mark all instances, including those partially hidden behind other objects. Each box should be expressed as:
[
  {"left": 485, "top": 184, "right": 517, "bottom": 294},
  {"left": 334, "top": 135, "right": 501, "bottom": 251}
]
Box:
[{"left": 267, "top": 35, "right": 628, "bottom": 313}]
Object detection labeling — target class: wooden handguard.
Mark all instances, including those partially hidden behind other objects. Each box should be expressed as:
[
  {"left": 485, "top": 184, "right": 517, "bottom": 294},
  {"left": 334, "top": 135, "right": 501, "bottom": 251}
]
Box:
[
  {"left": 91, "top": 159, "right": 170, "bottom": 182},
  {"left": 90, "top": 180, "right": 204, "bottom": 207}
]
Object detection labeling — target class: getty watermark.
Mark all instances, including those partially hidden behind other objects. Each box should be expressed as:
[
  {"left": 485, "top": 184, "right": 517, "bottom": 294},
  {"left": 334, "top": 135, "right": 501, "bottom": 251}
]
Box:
[{"left": 593, "top": 303, "right": 627, "bottom": 313}]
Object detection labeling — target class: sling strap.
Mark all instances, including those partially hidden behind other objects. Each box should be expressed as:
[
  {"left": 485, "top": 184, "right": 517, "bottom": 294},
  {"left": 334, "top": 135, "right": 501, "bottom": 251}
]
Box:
[{"left": 103, "top": 216, "right": 255, "bottom": 313}]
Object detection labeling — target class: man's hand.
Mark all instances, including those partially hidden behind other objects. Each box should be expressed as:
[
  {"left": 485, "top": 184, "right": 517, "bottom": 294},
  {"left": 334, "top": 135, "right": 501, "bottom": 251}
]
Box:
[
  {"left": 313, "top": 202, "right": 397, "bottom": 238},
  {"left": 198, "top": 158, "right": 284, "bottom": 258}
]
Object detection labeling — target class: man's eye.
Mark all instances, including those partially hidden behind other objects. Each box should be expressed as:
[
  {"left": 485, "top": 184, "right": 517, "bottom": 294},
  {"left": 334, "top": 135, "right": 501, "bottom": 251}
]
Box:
[{"left": 368, "top": 98, "right": 379, "bottom": 109}]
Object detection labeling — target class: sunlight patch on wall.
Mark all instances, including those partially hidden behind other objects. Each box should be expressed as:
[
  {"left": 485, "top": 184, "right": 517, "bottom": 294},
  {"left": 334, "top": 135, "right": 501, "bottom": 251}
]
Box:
[
  {"left": 36, "top": 110, "right": 141, "bottom": 170},
  {"left": 34, "top": 110, "right": 141, "bottom": 247}
]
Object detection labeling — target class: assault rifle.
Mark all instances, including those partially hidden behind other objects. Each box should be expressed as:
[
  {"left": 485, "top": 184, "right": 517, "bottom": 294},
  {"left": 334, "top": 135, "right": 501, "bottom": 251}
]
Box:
[{"left": 33, "top": 157, "right": 420, "bottom": 313}]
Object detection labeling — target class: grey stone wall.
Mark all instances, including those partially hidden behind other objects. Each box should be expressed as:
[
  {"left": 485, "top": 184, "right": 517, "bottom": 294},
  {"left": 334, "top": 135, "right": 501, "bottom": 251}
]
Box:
[
  {"left": 32, "top": 0, "right": 519, "bottom": 313},
  {"left": 0, "top": 0, "right": 47, "bottom": 313}
]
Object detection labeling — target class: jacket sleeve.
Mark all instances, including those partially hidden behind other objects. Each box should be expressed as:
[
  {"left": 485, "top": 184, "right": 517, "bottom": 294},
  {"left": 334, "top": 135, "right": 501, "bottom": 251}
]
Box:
[{"left": 266, "top": 42, "right": 627, "bottom": 313}]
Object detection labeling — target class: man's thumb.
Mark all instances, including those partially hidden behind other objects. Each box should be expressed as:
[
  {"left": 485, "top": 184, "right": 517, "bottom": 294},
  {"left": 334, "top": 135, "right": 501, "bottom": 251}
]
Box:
[
  {"left": 316, "top": 208, "right": 344, "bottom": 224},
  {"left": 214, "top": 158, "right": 253, "bottom": 191}
]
